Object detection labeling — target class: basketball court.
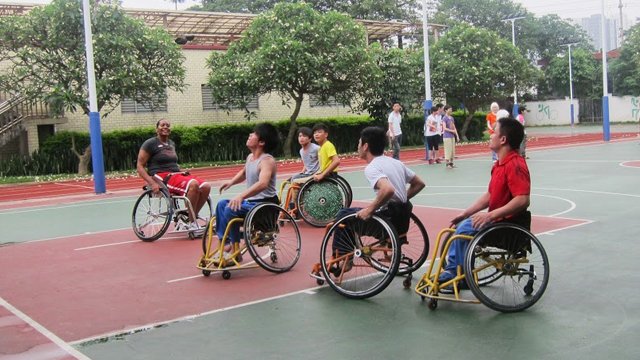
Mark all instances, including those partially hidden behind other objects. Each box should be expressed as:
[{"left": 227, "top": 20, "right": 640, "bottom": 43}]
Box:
[{"left": 1, "top": 125, "right": 639, "bottom": 359}]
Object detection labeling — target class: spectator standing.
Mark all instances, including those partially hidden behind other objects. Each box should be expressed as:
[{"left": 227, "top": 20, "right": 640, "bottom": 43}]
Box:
[
  {"left": 442, "top": 105, "right": 459, "bottom": 168},
  {"left": 425, "top": 106, "right": 440, "bottom": 165},
  {"left": 517, "top": 107, "right": 527, "bottom": 158},
  {"left": 387, "top": 102, "right": 403, "bottom": 160},
  {"left": 486, "top": 102, "right": 499, "bottom": 162}
]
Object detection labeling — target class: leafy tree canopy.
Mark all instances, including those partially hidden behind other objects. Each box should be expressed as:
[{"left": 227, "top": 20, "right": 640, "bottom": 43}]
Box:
[
  {"left": 430, "top": 24, "right": 539, "bottom": 139},
  {"left": 191, "top": 0, "right": 419, "bottom": 22},
  {"left": 0, "top": 0, "right": 186, "bottom": 116},
  {"left": 357, "top": 44, "right": 425, "bottom": 121},
  {"left": 541, "top": 47, "right": 601, "bottom": 99},
  {"left": 611, "top": 24, "right": 640, "bottom": 96},
  {"left": 434, "top": 0, "right": 590, "bottom": 63},
  {"left": 206, "top": 2, "right": 379, "bottom": 156}
]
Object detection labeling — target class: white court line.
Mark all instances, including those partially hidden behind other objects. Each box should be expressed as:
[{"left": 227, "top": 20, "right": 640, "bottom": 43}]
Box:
[
  {"left": 0, "top": 297, "right": 91, "bottom": 360},
  {"left": 74, "top": 240, "right": 138, "bottom": 251},
  {"left": 71, "top": 285, "right": 324, "bottom": 345},
  {"left": 619, "top": 160, "right": 640, "bottom": 169},
  {"left": 53, "top": 182, "right": 96, "bottom": 190},
  {"left": 0, "top": 198, "right": 135, "bottom": 215},
  {"left": 535, "top": 219, "right": 594, "bottom": 236},
  {"left": 10, "top": 227, "right": 132, "bottom": 245},
  {"left": 534, "top": 194, "right": 576, "bottom": 217},
  {"left": 167, "top": 275, "right": 202, "bottom": 283}
]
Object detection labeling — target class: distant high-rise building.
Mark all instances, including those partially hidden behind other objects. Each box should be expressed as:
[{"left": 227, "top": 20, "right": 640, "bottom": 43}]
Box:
[{"left": 577, "top": 14, "right": 619, "bottom": 51}]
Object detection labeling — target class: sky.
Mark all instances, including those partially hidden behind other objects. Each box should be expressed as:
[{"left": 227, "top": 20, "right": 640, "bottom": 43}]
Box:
[{"left": 14, "top": 0, "right": 640, "bottom": 28}]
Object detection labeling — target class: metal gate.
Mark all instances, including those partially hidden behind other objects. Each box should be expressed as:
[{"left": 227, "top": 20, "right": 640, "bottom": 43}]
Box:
[{"left": 578, "top": 98, "right": 602, "bottom": 123}]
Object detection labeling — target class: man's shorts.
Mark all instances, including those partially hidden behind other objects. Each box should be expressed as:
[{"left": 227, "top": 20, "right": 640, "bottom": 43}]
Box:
[{"left": 154, "top": 172, "right": 206, "bottom": 196}]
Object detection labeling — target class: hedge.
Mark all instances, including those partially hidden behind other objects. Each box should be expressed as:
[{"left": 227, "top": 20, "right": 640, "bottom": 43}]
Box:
[{"left": 0, "top": 112, "right": 486, "bottom": 177}]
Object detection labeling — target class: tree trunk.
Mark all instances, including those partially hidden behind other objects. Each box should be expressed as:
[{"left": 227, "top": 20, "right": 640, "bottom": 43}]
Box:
[
  {"left": 71, "top": 135, "right": 92, "bottom": 176},
  {"left": 283, "top": 95, "right": 303, "bottom": 158},
  {"left": 460, "top": 106, "right": 477, "bottom": 142}
]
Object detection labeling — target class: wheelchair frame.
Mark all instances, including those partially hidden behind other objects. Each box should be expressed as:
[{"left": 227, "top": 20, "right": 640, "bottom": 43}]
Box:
[
  {"left": 131, "top": 181, "right": 212, "bottom": 242},
  {"left": 310, "top": 210, "right": 429, "bottom": 299},
  {"left": 197, "top": 202, "right": 302, "bottom": 280},
  {"left": 415, "top": 223, "right": 550, "bottom": 313}
]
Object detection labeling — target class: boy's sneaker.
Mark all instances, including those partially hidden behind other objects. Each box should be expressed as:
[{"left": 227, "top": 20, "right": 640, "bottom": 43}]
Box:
[
  {"left": 435, "top": 158, "right": 442, "bottom": 164},
  {"left": 428, "top": 159, "right": 434, "bottom": 165}
]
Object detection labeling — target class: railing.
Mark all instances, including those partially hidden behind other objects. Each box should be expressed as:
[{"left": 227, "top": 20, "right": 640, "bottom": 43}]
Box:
[{"left": 0, "top": 93, "right": 51, "bottom": 145}]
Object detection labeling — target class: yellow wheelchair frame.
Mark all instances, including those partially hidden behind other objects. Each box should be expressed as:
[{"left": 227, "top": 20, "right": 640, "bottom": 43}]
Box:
[
  {"left": 197, "top": 202, "right": 302, "bottom": 280},
  {"left": 415, "top": 223, "right": 550, "bottom": 313}
]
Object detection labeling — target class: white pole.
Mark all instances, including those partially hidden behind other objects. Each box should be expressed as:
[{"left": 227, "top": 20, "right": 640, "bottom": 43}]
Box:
[
  {"left": 422, "top": 0, "right": 432, "bottom": 108},
  {"left": 82, "top": 0, "right": 106, "bottom": 193},
  {"left": 601, "top": 0, "right": 610, "bottom": 141},
  {"left": 503, "top": 16, "right": 525, "bottom": 117}
]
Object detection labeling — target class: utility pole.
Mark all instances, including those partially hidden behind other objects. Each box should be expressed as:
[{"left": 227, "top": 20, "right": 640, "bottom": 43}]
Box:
[
  {"left": 502, "top": 15, "right": 525, "bottom": 118},
  {"left": 618, "top": 0, "right": 624, "bottom": 43}
]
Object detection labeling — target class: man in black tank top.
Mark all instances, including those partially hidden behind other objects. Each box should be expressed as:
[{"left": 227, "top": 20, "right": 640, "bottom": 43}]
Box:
[{"left": 213, "top": 123, "right": 280, "bottom": 264}]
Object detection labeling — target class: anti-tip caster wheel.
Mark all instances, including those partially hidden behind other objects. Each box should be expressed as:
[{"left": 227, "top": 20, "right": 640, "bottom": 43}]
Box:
[
  {"left": 222, "top": 270, "right": 231, "bottom": 280},
  {"left": 202, "top": 270, "right": 211, "bottom": 277},
  {"left": 428, "top": 299, "right": 438, "bottom": 310},
  {"left": 403, "top": 278, "right": 412, "bottom": 289}
]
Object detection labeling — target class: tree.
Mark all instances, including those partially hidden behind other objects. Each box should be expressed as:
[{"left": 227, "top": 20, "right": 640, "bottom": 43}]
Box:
[
  {"left": 358, "top": 43, "right": 425, "bottom": 121},
  {"left": 430, "top": 24, "right": 538, "bottom": 140},
  {"left": 0, "top": 0, "right": 186, "bottom": 173},
  {"left": 542, "top": 47, "right": 601, "bottom": 99},
  {"left": 434, "top": 0, "right": 590, "bottom": 64},
  {"left": 611, "top": 24, "right": 640, "bottom": 96},
  {"left": 192, "top": 0, "right": 419, "bottom": 22},
  {"left": 206, "top": 3, "right": 379, "bottom": 157},
  {"left": 166, "top": 0, "right": 186, "bottom": 10}
]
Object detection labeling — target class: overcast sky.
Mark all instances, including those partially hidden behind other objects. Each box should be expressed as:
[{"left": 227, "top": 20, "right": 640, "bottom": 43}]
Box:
[{"left": 15, "top": 0, "right": 640, "bottom": 28}]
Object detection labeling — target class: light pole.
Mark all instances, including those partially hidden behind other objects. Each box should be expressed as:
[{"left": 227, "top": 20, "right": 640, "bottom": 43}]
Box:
[
  {"left": 503, "top": 15, "right": 525, "bottom": 118},
  {"left": 82, "top": 0, "right": 106, "bottom": 193},
  {"left": 422, "top": 0, "right": 432, "bottom": 114},
  {"left": 561, "top": 43, "right": 578, "bottom": 127},
  {"left": 601, "top": 0, "right": 611, "bottom": 141}
]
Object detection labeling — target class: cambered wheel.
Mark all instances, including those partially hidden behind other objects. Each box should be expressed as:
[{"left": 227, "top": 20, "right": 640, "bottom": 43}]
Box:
[
  {"left": 201, "top": 217, "right": 217, "bottom": 255},
  {"left": 334, "top": 174, "right": 353, "bottom": 208},
  {"left": 319, "top": 213, "right": 400, "bottom": 299},
  {"left": 464, "top": 224, "right": 550, "bottom": 313},
  {"left": 297, "top": 178, "right": 348, "bottom": 227},
  {"left": 245, "top": 203, "right": 301, "bottom": 273},
  {"left": 397, "top": 213, "right": 430, "bottom": 276},
  {"left": 132, "top": 189, "right": 173, "bottom": 242}
]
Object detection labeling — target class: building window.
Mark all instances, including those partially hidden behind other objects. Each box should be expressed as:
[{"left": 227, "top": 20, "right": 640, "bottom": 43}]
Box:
[
  {"left": 201, "top": 85, "right": 259, "bottom": 110},
  {"left": 309, "top": 94, "right": 347, "bottom": 108},
  {"left": 121, "top": 91, "right": 167, "bottom": 113}
]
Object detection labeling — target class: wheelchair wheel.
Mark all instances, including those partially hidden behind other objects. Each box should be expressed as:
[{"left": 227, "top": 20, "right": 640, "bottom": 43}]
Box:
[
  {"left": 244, "top": 203, "right": 301, "bottom": 273},
  {"left": 132, "top": 189, "right": 173, "bottom": 242},
  {"left": 320, "top": 213, "right": 400, "bottom": 299},
  {"left": 397, "top": 213, "right": 430, "bottom": 276},
  {"left": 334, "top": 174, "right": 353, "bottom": 208},
  {"left": 297, "top": 178, "right": 348, "bottom": 227},
  {"left": 464, "top": 224, "right": 550, "bottom": 313},
  {"left": 201, "top": 216, "right": 216, "bottom": 255}
]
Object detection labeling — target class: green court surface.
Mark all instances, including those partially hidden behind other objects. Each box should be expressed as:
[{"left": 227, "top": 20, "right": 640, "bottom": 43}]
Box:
[{"left": 2, "top": 133, "right": 640, "bottom": 359}]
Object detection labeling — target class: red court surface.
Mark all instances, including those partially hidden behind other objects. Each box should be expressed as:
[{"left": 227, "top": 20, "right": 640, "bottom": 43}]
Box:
[
  {"left": 0, "top": 204, "right": 588, "bottom": 349},
  {"left": 0, "top": 131, "right": 636, "bottom": 208}
]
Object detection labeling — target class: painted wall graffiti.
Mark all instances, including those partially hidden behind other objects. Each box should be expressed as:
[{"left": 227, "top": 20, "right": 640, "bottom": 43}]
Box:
[{"left": 631, "top": 97, "right": 640, "bottom": 121}]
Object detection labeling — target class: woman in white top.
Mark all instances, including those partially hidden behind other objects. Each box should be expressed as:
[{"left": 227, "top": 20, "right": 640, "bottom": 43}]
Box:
[{"left": 387, "top": 102, "right": 403, "bottom": 160}]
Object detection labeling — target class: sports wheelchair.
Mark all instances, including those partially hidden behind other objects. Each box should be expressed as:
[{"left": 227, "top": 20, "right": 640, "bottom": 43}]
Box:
[
  {"left": 197, "top": 202, "right": 302, "bottom": 280},
  {"left": 132, "top": 180, "right": 212, "bottom": 242},
  {"left": 415, "top": 215, "right": 549, "bottom": 313},
  {"left": 310, "top": 208, "right": 429, "bottom": 299},
  {"left": 278, "top": 173, "right": 353, "bottom": 227}
]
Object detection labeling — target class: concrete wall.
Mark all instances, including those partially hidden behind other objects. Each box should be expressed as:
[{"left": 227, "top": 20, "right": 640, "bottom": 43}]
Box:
[
  {"left": 523, "top": 99, "right": 578, "bottom": 126},
  {"left": 524, "top": 95, "right": 640, "bottom": 126}
]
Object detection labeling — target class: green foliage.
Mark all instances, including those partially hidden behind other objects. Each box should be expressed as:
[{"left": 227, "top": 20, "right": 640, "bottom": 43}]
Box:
[
  {"left": 207, "top": 2, "right": 379, "bottom": 156},
  {"left": 0, "top": 116, "right": 379, "bottom": 176},
  {"left": 611, "top": 24, "right": 640, "bottom": 96},
  {"left": 193, "top": 0, "right": 419, "bottom": 21},
  {"left": 430, "top": 24, "right": 539, "bottom": 139},
  {"left": 401, "top": 111, "right": 486, "bottom": 145},
  {"left": 541, "top": 47, "right": 602, "bottom": 99},
  {"left": 0, "top": 0, "right": 186, "bottom": 116},
  {"left": 434, "top": 0, "right": 591, "bottom": 64},
  {"left": 358, "top": 43, "right": 425, "bottom": 121}
]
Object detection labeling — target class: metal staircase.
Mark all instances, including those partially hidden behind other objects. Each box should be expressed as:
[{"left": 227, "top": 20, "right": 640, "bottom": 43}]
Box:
[{"left": 0, "top": 93, "right": 50, "bottom": 148}]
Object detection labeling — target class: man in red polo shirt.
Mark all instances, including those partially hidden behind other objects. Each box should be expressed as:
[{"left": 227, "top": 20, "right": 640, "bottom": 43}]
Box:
[{"left": 439, "top": 116, "right": 530, "bottom": 284}]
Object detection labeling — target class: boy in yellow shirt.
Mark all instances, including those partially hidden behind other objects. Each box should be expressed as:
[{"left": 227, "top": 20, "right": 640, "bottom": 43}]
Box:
[{"left": 312, "top": 123, "right": 341, "bottom": 181}]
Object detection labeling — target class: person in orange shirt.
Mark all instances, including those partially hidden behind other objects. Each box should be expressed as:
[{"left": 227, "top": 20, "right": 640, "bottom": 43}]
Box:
[{"left": 486, "top": 102, "right": 500, "bottom": 162}]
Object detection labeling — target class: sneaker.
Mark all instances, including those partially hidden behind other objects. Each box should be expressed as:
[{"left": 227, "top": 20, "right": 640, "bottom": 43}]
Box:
[
  {"left": 440, "top": 279, "right": 468, "bottom": 294},
  {"left": 438, "top": 270, "right": 455, "bottom": 284},
  {"left": 175, "top": 219, "right": 188, "bottom": 231},
  {"left": 187, "top": 222, "right": 201, "bottom": 231},
  {"left": 435, "top": 158, "right": 442, "bottom": 164},
  {"left": 210, "top": 251, "right": 232, "bottom": 265},
  {"left": 428, "top": 159, "right": 434, "bottom": 165}
]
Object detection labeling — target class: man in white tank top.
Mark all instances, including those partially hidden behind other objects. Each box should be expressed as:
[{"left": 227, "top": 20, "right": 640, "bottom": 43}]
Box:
[{"left": 214, "top": 123, "right": 280, "bottom": 263}]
